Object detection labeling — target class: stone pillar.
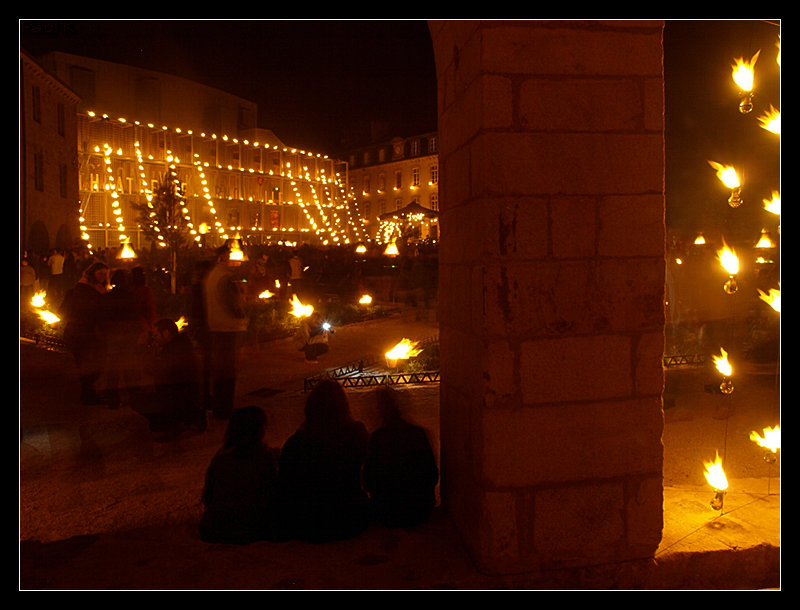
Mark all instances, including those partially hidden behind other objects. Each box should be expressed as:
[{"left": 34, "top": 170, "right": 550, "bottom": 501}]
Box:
[{"left": 429, "top": 20, "right": 666, "bottom": 575}]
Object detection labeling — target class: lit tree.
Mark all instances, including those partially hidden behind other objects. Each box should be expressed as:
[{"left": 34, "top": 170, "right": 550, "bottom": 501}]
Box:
[{"left": 134, "top": 161, "right": 192, "bottom": 293}]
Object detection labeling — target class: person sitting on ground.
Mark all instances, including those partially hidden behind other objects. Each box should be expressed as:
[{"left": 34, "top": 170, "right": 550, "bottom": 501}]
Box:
[
  {"left": 292, "top": 310, "right": 330, "bottom": 364},
  {"left": 199, "top": 406, "right": 282, "bottom": 544},
  {"left": 364, "top": 387, "right": 439, "bottom": 528},
  {"left": 278, "top": 380, "right": 370, "bottom": 543}
]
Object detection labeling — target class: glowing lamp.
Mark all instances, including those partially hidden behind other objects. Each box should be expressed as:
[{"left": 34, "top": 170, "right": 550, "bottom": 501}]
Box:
[
  {"left": 750, "top": 425, "right": 780, "bottom": 463},
  {"left": 708, "top": 161, "right": 742, "bottom": 207},
  {"left": 731, "top": 49, "right": 760, "bottom": 114},
  {"left": 757, "top": 287, "right": 780, "bottom": 313},
  {"left": 703, "top": 451, "right": 729, "bottom": 510}
]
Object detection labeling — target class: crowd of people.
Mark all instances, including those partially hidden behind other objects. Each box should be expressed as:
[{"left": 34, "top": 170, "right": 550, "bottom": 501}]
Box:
[
  {"left": 23, "top": 241, "right": 441, "bottom": 542},
  {"left": 200, "top": 383, "right": 439, "bottom": 545}
]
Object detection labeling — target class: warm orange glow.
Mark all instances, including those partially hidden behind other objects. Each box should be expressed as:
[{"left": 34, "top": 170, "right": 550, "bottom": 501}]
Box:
[
  {"left": 384, "top": 240, "right": 399, "bottom": 256},
  {"left": 385, "top": 338, "right": 422, "bottom": 360},
  {"left": 717, "top": 241, "right": 739, "bottom": 275},
  {"left": 175, "top": 316, "right": 188, "bottom": 331},
  {"left": 763, "top": 191, "right": 780, "bottom": 215},
  {"left": 37, "top": 309, "right": 60, "bottom": 325},
  {"left": 750, "top": 425, "right": 780, "bottom": 453},
  {"left": 259, "top": 290, "right": 275, "bottom": 300},
  {"left": 359, "top": 294, "right": 373, "bottom": 305},
  {"left": 355, "top": 244, "right": 367, "bottom": 254},
  {"left": 704, "top": 452, "right": 729, "bottom": 491},
  {"left": 708, "top": 161, "right": 741, "bottom": 189},
  {"left": 118, "top": 240, "right": 137, "bottom": 259},
  {"left": 694, "top": 233, "right": 706, "bottom": 245},
  {"left": 713, "top": 347, "right": 733, "bottom": 377},
  {"left": 290, "top": 294, "right": 314, "bottom": 318},
  {"left": 755, "top": 229, "right": 775, "bottom": 249},
  {"left": 31, "top": 291, "right": 46, "bottom": 309},
  {"left": 758, "top": 287, "right": 780, "bottom": 312},
  {"left": 732, "top": 50, "right": 760, "bottom": 92},
  {"left": 757, "top": 105, "right": 781, "bottom": 134}
]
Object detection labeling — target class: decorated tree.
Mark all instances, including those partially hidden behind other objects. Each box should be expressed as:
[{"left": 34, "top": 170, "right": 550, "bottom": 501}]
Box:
[{"left": 133, "top": 162, "right": 192, "bottom": 294}]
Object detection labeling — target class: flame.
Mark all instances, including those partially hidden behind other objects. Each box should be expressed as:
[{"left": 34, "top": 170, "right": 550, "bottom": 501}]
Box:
[
  {"left": 704, "top": 452, "right": 729, "bottom": 491},
  {"left": 732, "top": 50, "right": 760, "bottom": 92},
  {"left": 694, "top": 233, "right": 706, "bottom": 245},
  {"left": 290, "top": 294, "right": 313, "bottom": 318},
  {"left": 757, "top": 105, "right": 781, "bottom": 135},
  {"left": 175, "top": 316, "right": 188, "bottom": 331},
  {"left": 359, "top": 294, "right": 373, "bottom": 305},
  {"left": 713, "top": 347, "right": 733, "bottom": 377},
  {"left": 37, "top": 309, "right": 60, "bottom": 325},
  {"left": 385, "top": 338, "right": 422, "bottom": 360},
  {"left": 275, "top": 279, "right": 281, "bottom": 288},
  {"left": 118, "top": 240, "right": 137, "bottom": 259},
  {"left": 708, "top": 161, "right": 741, "bottom": 189},
  {"left": 716, "top": 241, "right": 739, "bottom": 275},
  {"left": 763, "top": 191, "right": 780, "bottom": 215},
  {"left": 755, "top": 229, "right": 775, "bottom": 248},
  {"left": 750, "top": 425, "right": 780, "bottom": 453},
  {"left": 758, "top": 287, "right": 780, "bottom": 312},
  {"left": 384, "top": 240, "right": 399, "bottom": 256},
  {"left": 31, "top": 291, "right": 46, "bottom": 309},
  {"left": 259, "top": 289, "right": 275, "bottom": 299},
  {"left": 355, "top": 244, "right": 367, "bottom": 254}
]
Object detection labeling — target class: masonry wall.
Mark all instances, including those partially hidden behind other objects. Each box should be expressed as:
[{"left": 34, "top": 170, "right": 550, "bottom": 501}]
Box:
[{"left": 429, "top": 20, "right": 666, "bottom": 575}]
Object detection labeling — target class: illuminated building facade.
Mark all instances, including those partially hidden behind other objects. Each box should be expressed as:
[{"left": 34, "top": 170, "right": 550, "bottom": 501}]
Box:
[
  {"left": 27, "top": 52, "right": 365, "bottom": 252},
  {"left": 20, "top": 52, "right": 81, "bottom": 254},
  {"left": 345, "top": 133, "right": 439, "bottom": 242}
]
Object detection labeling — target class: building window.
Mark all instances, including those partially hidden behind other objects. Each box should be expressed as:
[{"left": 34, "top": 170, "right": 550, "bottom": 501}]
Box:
[
  {"left": 411, "top": 139, "right": 420, "bottom": 156},
  {"left": 430, "top": 193, "right": 439, "bottom": 211},
  {"left": 429, "top": 136, "right": 437, "bottom": 154},
  {"left": 377, "top": 174, "right": 385, "bottom": 193},
  {"left": 394, "top": 171, "right": 402, "bottom": 191},
  {"left": 430, "top": 164, "right": 439, "bottom": 185},
  {"left": 395, "top": 199, "right": 403, "bottom": 210},
  {"left": 363, "top": 176, "right": 370, "bottom": 194},
  {"left": 412, "top": 167, "right": 420, "bottom": 187}
]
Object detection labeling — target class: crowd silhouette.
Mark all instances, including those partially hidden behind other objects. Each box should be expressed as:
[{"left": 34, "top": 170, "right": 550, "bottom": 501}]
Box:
[{"left": 200, "top": 382, "right": 439, "bottom": 545}]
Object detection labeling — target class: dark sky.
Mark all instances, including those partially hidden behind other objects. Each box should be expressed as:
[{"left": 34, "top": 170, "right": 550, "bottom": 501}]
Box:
[
  {"left": 19, "top": 19, "right": 438, "bottom": 153},
  {"left": 21, "top": 19, "right": 780, "bottom": 236}
]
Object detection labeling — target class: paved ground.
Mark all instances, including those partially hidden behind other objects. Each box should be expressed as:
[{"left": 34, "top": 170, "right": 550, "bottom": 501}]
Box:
[{"left": 19, "top": 308, "right": 780, "bottom": 590}]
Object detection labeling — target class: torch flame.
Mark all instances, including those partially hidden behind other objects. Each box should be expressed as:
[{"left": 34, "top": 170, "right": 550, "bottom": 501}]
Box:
[
  {"left": 384, "top": 240, "right": 399, "bottom": 256},
  {"left": 732, "top": 50, "right": 760, "bottom": 92},
  {"left": 763, "top": 191, "right": 780, "bottom": 215},
  {"left": 755, "top": 229, "right": 775, "bottom": 249},
  {"left": 757, "top": 105, "right": 781, "bottom": 135},
  {"left": 713, "top": 347, "right": 733, "bottom": 377},
  {"left": 118, "top": 240, "right": 137, "bottom": 259},
  {"left": 259, "top": 290, "right": 275, "bottom": 300},
  {"left": 750, "top": 425, "right": 780, "bottom": 453},
  {"left": 694, "top": 233, "right": 706, "bottom": 245},
  {"left": 703, "top": 452, "right": 729, "bottom": 491},
  {"left": 37, "top": 309, "right": 60, "bottom": 325},
  {"left": 290, "top": 294, "right": 314, "bottom": 318},
  {"left": 757, "top": 287, "right": 780, "bottom": 312},
  {"left": 385, "top": 338, "right": 422, "bottom": 360},
  {"left": 355, "top": 244, "right": 367, "bottom": 254},
  {"left": 716, "top": 241, "right": 739, "bottom": 275},
  {"left": 31, "top": 291, "right": 46, "bottom": 309},
  {"left": 708, "top": 161, "right": 741, "bottom": 189},
  {"left": 359, "top": 294, "right": 373, "bottom": 305},
  {"left": 175, "top": 316, "right": 188, "bottom": 331}
]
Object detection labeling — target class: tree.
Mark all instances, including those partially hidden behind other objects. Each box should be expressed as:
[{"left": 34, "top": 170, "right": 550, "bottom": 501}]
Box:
[{"left": 134, "top": 165, "right": 192, "bottom": 294}]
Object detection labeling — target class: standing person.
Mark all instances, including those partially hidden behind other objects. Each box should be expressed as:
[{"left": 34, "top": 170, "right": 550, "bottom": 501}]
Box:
[
  {"left": 60, "top": 261, "right": 110, "bottom": 405},
  {"left": 202, "top": 247, "right": 249, "bottom": 420},
  {"left": 102, "top": 269, "right": 140, "bottom": 409},
  {"left": 46, "top": 249, "right": 65, "bottom": 300},
  {"left": 288, "top": 250, "right": 305, "bottom": 299},
  {"left": 364, "top": 388, "right": 439, "bottom": 528},
  {"left": 199, "top": 406, "right": 281, "bottom": 544},
  {"left": 278, "top": 380, "right": 370, "bottom": 543},
  {"left": 149, "top": 318, "right": 204, "bottom": 440}
]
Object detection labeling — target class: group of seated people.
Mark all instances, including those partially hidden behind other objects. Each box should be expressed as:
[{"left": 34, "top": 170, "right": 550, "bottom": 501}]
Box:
[{"left": 199, "top": 381, "right": 439, "bottom": 545}]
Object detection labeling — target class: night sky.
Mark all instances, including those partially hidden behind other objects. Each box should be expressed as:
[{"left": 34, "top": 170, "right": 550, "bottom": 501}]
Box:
[{"left": 20, "top": 19, "right": 780, "bottom": 237}]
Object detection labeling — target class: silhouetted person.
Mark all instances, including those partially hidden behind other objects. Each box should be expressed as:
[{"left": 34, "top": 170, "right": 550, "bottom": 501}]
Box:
[
  {"left": 60, "top": 261, "right": 109, "bottom": 404},
  {"left": 278, "top": 380, "right": 370, "bottom": 543},
  {"left": 147, "top": 318, "right": 204, "bottom": 440},
  {"left": 199, "top": 406, "right": 281, "bottom": 544},
  {"left": 364, "top": 387, "right": 439, "bottom": 527},
  {"left": 202, "top": 247, "right": 249, "bottom": 420},
  {"left": 102, "top": 269, "right": 141, "bottom": 409}
]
